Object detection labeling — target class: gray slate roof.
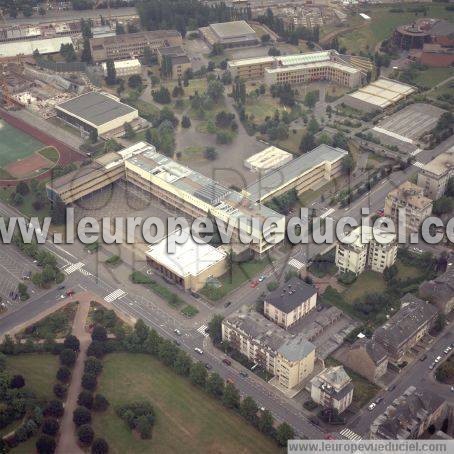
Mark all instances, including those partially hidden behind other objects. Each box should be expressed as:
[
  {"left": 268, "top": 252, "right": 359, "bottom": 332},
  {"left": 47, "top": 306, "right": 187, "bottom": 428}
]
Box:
[{"left": 266, "top": 277, "right": 317, "bottom": 314}]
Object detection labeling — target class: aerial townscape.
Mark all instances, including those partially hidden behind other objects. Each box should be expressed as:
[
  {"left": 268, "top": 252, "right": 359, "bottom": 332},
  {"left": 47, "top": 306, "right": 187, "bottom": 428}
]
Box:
[{"left": 0, "top": 0, "right": 453, "bottom": 453}]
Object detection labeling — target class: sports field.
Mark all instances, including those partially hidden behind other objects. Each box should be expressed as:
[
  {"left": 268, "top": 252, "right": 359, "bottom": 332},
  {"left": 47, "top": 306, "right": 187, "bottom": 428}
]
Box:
[{"left": 0, "top": 119, "right": 44, "bottom": 167}]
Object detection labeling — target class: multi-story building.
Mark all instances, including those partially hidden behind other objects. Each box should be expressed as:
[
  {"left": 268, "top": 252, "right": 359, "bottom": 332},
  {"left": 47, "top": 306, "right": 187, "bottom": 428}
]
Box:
[
  {"left": 310, "top": 366, "right": 354, "bottom": 414},
  {"left": 101, "top": 58, "right": 142, "bottom": 78},
  {"left": 342, "top": 338, "right": 388, "bottom": 383},
  {"left": 222, "top": 306, "right": 316, "bottom": 390},
  {"left": 417, "top": 151, "right": 454, "bottom": 200},
  {"left": 373, "top": 294, "right": 438, "bottom": 364},
  {"left": 227, "top": 50, "right": 363, "bottom": 88},
  {"left": 199, "top": 20, "right": 259, "bottom": 49},
  {"left": 244, "top": 146, "right": 293, "bottom": 173},
  {"left": 384, "top": 181, "right": 433, "bottom": 233},
  {"left": 157, "top": 46, "right": 192, "bottom": 79},
  {"left": 47, "top": 142, "right": 285, "bottom": 256},
  {"left": 244, "top": 144, "right": 348, "bottom": 203},
  {"left": 263, "top": 277, "right": 317, "bottom": 329},
  {"left": 89, "top": 30, "right": 182, "bottom": 62},
  {"left": 335, "top": 226, "right": 398, "bottom": 275},
  {"left": 370, "top": 386, "right": 447, "bottom": 439}
]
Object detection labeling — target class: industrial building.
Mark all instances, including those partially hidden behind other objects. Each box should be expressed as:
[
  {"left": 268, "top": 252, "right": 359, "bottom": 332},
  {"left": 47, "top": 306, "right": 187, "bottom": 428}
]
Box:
[
  {"left": 228, "top": 50, "right": 364, "bottom": 88},
  {"left": 222, "top": 305, "right": 316, "bottom": 390},
  {"left": 384, "top": 181, "right": 433, "bottom": 234},
  {"left": 47, "top": 142, "right": 285, "bottom": 255},
  {"left": 0, "top": 36, "right": 74, "bottom": 59},
  {"left": 244, "top": 144, "right": 348, "bottom": 203},
  {"left": 342, "top": 78, "right": 416, "bottom": 113},
  {"left": 199, "top": 20, "right": 259, "bottom": 49},
  {"left": 310, "top": 366, "right": 354, "bottom": 414},
  {"left": 244, "top": 146, "right": 293, "bottom": 173},
  {"left": 55, "top": 92, "right": 139, "bottom": 137},
  {"left": 335, "top": 226, "right": 398, "bottom": 275},
  {"left": 145, "top": 228, "right": 227, "bottom": 292},
  {"left": 89, "top": 30, "right": 183, "bottom": 62},
  {"left": 417, "top": 150, "right": 454, "bottom": 200},
  {"left": 101, "top": 59, "right": 142, "bottom": 78},
  {"left": 264, "top": 277, "right": 317, "bottom": 329}
]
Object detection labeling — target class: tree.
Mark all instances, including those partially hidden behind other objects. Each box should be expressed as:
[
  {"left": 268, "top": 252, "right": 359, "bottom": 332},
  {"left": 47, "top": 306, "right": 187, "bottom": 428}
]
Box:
[
  {"left": 206, "top": 372, "right": 225, "bottom": 398},
  {"left": 275, "top": 422, "right": 295, "bottom": 447},
  {"left": 42, "top": 418, "right": 60, "bottom": 437},
  {"left": 10, "top": 374, "right": 25, "bottom": 389},
  {"left": 204, "top": 146, "right": 218, "bottom": 161},
  {"left": 181, "top": 115, "right": 191, "bottom": 128},
  {"left": 105, "top": 59, "right": 116, "bottom": 85},
  {"left": 332, "top": 131, "right": 348, "bottom": 149},
  {"left": 258, "top": 409, "right": 274, "bottom": 435},
  {"left": 36, "top": 434, "right": 56, "bottom": 454},
  {"left": 341, "top": 155, "right": 354, "bottom": 175},
  {"left": 123, "top": 122, "right": 135, "bottom": 140},
  {"left": 433, "top": 314, "right": 446, "bottom": 334},
  {"left": 60, "top": 348, "right": 76, "bottom": 368},
  {"left": 16, "top": 181, "right": 30, "bottom": 196},
  {"left": 307, "top": 116, "right": 319, "bottom": 135},
  {"left": 207, "top": 80, "right": 225, "bottom": 103},
  {"left": 45, "top": 400, "right": 64, "bottom": 418},
  {"left": 57, "top": 366, "right": 71, "bottom": 383},
  {"left": 91, "top": 438, "right": 109, "bottom": 454},
  {"left": 77, "top": 424, "right": 94, "bottom": 446},
  {"left": 81, "top": 38, "right": 92, "bottom": 63},
  {"left": 128, "top": 75, "right": 143, "bottom": 89},
  {"left": 73, "top": 406, "right": 92, "bottom": 426},
  {"left": 173, "top": 351, "right": 192, "bottom": 376},
  {"left": 91, "top": 325, "right": 108, "bottom": 342},
  {"left": 433, "top": 196, "right": 454, "bottom": 216},
  {"left": 152, "top": 86, "right": 171, "bottom": 104},
  {"left": 85, "top": 356, "right": 103, "bottom": 376},
  {"left": 78, "top": 390, "right": 94, "bottom": 409},
  {"left": 208, "top": 315, "right": 223, "bottom": 345},
  {"left": 158, "top": 339, "right": 179, "bottom": 367},
  {"left": 93, "top": 394, "right": 109, "bottom": 412},
  {"left": 60, "top": 43, "right": 77, "bottom": 62},
  {"left": 222, "top": 383, "right": 240, "bottom": 409},
  {"left": 261, "top": 33, "right": 271, "bottom": 44},
  {"left": 53, "top": 383, "right": 67, "bottom": 399},
  {"left": 304, "top": 90, "right": 319, "bottom": 108},
  {"left": 232, "top": 77, "right": 246, "bottom": 104},
  {"left": 240, "top": 396, "right": 258, "bottom": 424},
  {"left": 64, "top": 335, "right": 80, "bottom": 352},
  {"left": 299, "top": 133, "right": 315, "bottom": 153},
  {"left": 82, "top": 373, "right": 97, "bottom": 391},
  {"left": 268, "top": 47, "right": 281, "bottom": 56},
  {"left": 189, "top": 362, "right": 208, "bottom": 387}
]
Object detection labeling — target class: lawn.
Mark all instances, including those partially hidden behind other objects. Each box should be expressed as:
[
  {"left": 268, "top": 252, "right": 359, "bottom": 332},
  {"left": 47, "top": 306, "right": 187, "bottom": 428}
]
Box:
[
  {"left": 343, "top": 271, "right": 387, "bottom": 303},
  {"left": 92, "top": 353, "right": 281, "bottom": 454},
  {"left": 395, "top": 260, "right": 424, "bottom": 280},
  {"left": 200, "top": 260, "right": 269, "bottom": 301},
  {"left": 277, "top": 128, "right": 305, "bottom": 154},
  {"left": 164, "top": 78, "right": 207, "bottom": 98},
  {"left": 5, "top": 354, "right": 59, "bottom": 400},
  {"left": 411, "top": 67, "right": 454, "bottom": 89},
  {"left": 38, "top": 146, "right": 59, "bottom": 163},
  {"left": 0, "top": 187, "right": 51, "bottom": 220},
  {"left": 0, "top": 119, "right": 44, "bottom": 167},
  {"left": 245, "top": 95, "right": 285, "bottom": 124}
]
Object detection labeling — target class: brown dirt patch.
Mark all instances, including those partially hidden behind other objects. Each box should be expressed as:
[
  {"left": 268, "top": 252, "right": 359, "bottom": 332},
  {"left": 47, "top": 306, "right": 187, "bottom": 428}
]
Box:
[{"left": 4, "top": 152, "right": 53, "bottom": 179}]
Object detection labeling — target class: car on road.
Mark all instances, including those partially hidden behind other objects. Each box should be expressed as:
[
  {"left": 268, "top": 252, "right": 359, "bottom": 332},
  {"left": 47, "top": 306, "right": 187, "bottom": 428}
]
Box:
[
  {"left": 443, "top": 346, "right": 452, "bottom": 354},
  {"left": 451, "top": 386, "right": 454, "bottom": 392},
  {"left": 174, "top": 329, "right": 181, "bottom": 336},
  {"left": 239, "top": 371, "right": 248, "bottom": 378},
  {"left": 368, "top": 403, "right": 376, "bottom": 411},
  {"left": 429, "top": 363, "right": 435, "bottom": 370},
  {"left": 258, "top": 275, "right": 266, "bottom": 282},
  {"left": 388, "top": 384, "right": 396, "bottom": 392},
  {"left": 224, "top": 301, "right": 232, "bottom": 308},
  {"left": 173, "top": 340, "right": 181, "bottom": 346},
  {"left": 66, "top": 289, "right": 75, "bottom": 297},
  {"left": 204, "top": 363, "right": 212, "bottom": 370},
  {"left": 435, "top": 355, "right": 442, "bottom": 363},
  {"left": 222, "top": 358, "right": 232, "bottom": 366},
  {"left": 194, "top": 347, "right": 203, "bottom": 355},
  {"left": 420, "top": 354, "right": 427, "bottom": 361},
  {"left": 58, "top": 285, "right": 65, "bottom": 290},
  {"left": 250, "top": 280, "right": 258, "bottom": 288}
]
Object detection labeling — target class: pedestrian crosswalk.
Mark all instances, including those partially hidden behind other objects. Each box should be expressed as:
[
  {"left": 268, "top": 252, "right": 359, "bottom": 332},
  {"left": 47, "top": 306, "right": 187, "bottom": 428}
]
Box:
[
  {"left": 79, "top": 268, "right": 93, "bottom": 277},
  {"left": 196, "top": 324, "right": 209, "bottom": 337},
  {"left": 288, "top": 258, "right": 305, "bottom": 270},
  {"left": 64, "top": 262, "right": 84, "bottom": 275},
  {"left": 104, "top": 289, "right": 127, "bottom": 303},
  {"left": 339, "top": 428, "right": 362, "bottom": 441},
  {"left": 413, "top": 161, "right": 425, "bottom": 169},
  {"left": 320, "top": 208, "right": 335, "bottom": 219}
]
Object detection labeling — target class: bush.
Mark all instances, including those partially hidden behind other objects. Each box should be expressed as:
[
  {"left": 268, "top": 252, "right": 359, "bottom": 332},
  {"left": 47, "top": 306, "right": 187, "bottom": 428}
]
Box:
[
  {"left": 42, "top": 418, "right": 60, "bottom": 437},
  {"left": 56, "top": 366, "right": 71, "bottom": 383},
  {"left": 77, "top": 424, "right": 94, "bottom": 447},
  {"left": 93, "top": 394, "right": 109, "bottom": 412},
  {"left": 116, "top": 402, "right": 155, "bottom": 439},
  {"left": 36, "top": 434, "right": 56, "bottom": 454},
  {"left": 81, "top": 373, "right": 97, "bottom": 391},
  {"left": 91, "top": 437, "right": 109, "bottom": 454},
  {"left": 73, "top": 406, "right": 92, "bottom": 426},
  {"left": 77, "top": 390, "right": 94, "bottom": 409}
]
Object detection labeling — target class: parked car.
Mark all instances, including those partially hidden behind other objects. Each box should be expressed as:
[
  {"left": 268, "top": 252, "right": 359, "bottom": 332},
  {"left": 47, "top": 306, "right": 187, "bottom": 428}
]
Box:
[
  {"left": 368, "top": 403, "right": 376, "bottom": 411},
  {"left": 58, "top": 285, "right": 65, "bottom": 290},
  {"left": 388, "top": 384, "right": 396, "bottom": 392},
  {"left": 204, "top": 363, "right": 212, "bottom": 370},
  {"left": 224, "top": 301, "right": 232, "bottom": 308},
  {"left": 66, "top": 289, "right": 75, "bottom": 297},
  {"left": 429, "top": 363, "right": 435, "bottom": 370},
  {"left": 239, "top": 371, "right": 248, "bottom": 378},
  {"left": 375, "top": 396, "right": 384, "bottom": 404},
  {"left": 194, "top": 347, "right": 203, "bottom": 355},
  {"left": 420, "top": 354, "right": 427, "bottom": 361},
  {"left": 435, "top": 355, "right": 442, "bottom": 363},
  {"left": 222, "top": 358, "right": 232, "bottom": 366},
  {"left": 250, "top": 280, "right": 258, "bottom": 288},
  {"left": 174, "top": 328, "right": 181, "bottom": 336}
]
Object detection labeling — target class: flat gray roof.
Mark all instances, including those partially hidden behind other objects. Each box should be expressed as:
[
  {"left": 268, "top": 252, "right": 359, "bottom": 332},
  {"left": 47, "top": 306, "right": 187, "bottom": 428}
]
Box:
[
  {"left": 245, "top": 144, "right": 348, "bottom": 201},
  {"left": 210, "top": 20, "right": 256, "bottom": 39},
  {"left": 56, "top": 92, "right": 136, "bottom": 126}
]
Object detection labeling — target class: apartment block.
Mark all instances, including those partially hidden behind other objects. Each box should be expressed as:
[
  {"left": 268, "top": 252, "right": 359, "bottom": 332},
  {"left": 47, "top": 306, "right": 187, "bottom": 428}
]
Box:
[
  {"left": 263, "top": 277, "right": 317, "bottom": 329},
  {"left": 384, "top": 181, "right": 433, "bottom": 233},
  {"left": 335, "top": 226, "right": 397, "bottom": 275},
  {"left": 222, "top": 306, "right": 315, "bottom": 390},
  {"left": 417, "top": 151, "right": 454, "bottom": 200},
  {"left": 89, "top": 30, "right": 182, "bottom": 62},
  {"left": 310, "top": 366, "right": 354, "bottom": 414}
]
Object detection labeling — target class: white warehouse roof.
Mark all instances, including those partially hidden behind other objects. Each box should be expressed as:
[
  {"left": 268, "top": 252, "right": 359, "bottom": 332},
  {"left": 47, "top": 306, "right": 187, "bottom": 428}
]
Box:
[
  {"left": 145, "top": 228, "right": 227, "bottom": 279},
  {"left": 101, "top": 58, "right": 141, "bottom": 72},
  {"left": 0, "top": 36, "right": 73, "bottom": 58}
]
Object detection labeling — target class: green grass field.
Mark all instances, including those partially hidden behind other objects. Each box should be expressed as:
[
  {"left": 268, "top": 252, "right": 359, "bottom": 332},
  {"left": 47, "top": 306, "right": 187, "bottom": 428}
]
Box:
[
  {"left": 0, "top": 120, "right": 44, "bottom": 167},
  {"left": 343, "top": 271, "right": 387, "bottom": 303},
  {"left": 92, "top": 353, "right": 281, "bottom": 454},
  {"left": 38, "top": 146, "right": 59, "bottom": 163},
  {"left": 5, "top": 353, "right": 59, "bottom": 400},
  {"left": 411, "top": 67, "right": 454, "bottom": 89}
]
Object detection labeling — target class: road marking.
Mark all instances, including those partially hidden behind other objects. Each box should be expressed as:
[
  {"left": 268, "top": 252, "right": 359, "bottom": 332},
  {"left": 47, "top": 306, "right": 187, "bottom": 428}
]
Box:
[
  {"left": 320, "top": 208, "right": 335, "bottom": 219},
  {"left": 79, "top": 268, "right": 93, "bottom": 277},
  {"left": 340, "top": 428, "right": 362, "bottom": 440},
  {"left": 288, "top": 258, "right": 305, "bottom": 270},
  {"left": 412, "top": 161, "right": 425, "bottom": 169},
  {"left": 64, "top": 262, "right": 84, "bottom": 275},
  {"left": 104, "top": 289, "right": 127, "bottom": 303},
  {"left": 196, "top": 324, "right": 209, "bottom": 337}
]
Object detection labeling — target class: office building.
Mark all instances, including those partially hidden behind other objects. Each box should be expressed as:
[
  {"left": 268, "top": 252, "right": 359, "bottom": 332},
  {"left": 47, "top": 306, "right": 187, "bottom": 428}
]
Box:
[
  {"left": 222, "top": 306, "right": 316, "bottom": 390},
  {"left": 384, "top": 181, "right": 433, "bottom": 233},
  {"left": 335, "top": 226, "right": 398, "bottom": 275},
  {"left": 264, "top": 277, "right": 317, "bottom": 329},
  {"left": 417, "top": 150, "right": 454, "bottom": 200}
]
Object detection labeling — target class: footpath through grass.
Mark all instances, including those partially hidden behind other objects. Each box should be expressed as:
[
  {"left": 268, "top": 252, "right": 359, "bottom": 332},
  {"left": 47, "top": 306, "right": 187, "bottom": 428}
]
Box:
[{"left": 93, "top": 353, "right": 281, "bottom": 454}]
